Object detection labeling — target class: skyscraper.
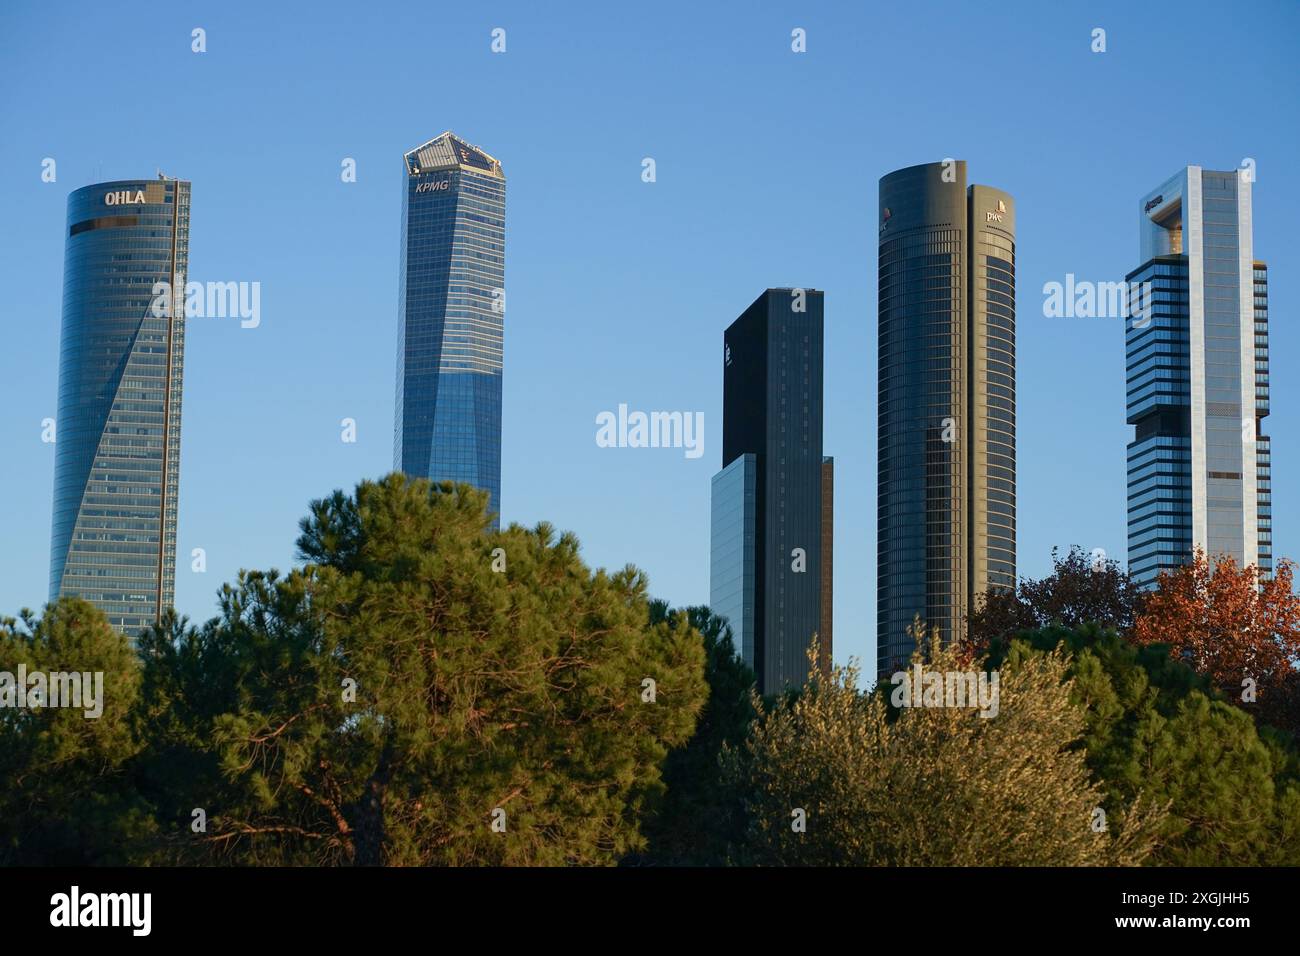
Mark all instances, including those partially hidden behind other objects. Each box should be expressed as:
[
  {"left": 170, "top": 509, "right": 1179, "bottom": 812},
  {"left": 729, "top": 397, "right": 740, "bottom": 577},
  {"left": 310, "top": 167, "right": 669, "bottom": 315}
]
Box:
[
  {"left": 395, "top": 132, "right": 506, "bottom": 524},
  {"left": 49, "top": 176, "right": 191, "bottom": 635},
  {"left": 710, "top": 288, "right": 832, "bottom": 694},
  {"left": 1126, "top": 166, "right": 1269, "bottom": 587},
  {"left": 877, "top": 161, "right": 1016, "bottom": 679}
]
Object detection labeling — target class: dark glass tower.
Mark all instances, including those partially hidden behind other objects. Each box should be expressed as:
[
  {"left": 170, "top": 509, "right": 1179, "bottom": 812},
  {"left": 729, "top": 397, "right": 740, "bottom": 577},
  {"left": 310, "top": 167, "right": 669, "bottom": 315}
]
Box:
[
  {"left": 49, "top": 177, "right": 191, "bottom": 636},
  {"left": 1126, "top": 167, "right": 1268, "bottom": 586},
  {"left": 395, "top": 132, "right": 505, "bottom": 524},
  {"left": 877, "top": 161, "right": 1016, "bottom": 679},
  {"left": 710, "top": 289, "right": 832, "bottom": 694}
]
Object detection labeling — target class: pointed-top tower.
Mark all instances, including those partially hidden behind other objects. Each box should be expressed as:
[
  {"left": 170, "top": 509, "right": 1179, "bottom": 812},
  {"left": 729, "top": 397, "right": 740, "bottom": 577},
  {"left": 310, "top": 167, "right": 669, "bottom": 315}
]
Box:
[{"left": 394, "top": 133, "right": 506, "bottom": 524}]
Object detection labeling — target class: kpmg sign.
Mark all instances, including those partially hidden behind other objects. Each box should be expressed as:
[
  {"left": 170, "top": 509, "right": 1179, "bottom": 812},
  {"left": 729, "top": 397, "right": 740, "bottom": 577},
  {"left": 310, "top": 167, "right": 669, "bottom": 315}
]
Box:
[
  {"left": 104, "top": 189, "right": 146, "bottom": 206},
  {"left": 415, "top": 179, "right": 451, "bottom": 194}
]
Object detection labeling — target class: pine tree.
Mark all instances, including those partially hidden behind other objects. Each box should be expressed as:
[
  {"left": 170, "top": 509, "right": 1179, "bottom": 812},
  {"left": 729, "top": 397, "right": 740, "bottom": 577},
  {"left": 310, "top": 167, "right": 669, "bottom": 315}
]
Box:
[
  {"left": 0, "top": 598, "right": 157, "bottom": 864},
  {"left": 136, "top": 474, "right": 709, "bottom": 865},
  {"left": 631, "top": 602, "right": 756, "bottom": 865}
]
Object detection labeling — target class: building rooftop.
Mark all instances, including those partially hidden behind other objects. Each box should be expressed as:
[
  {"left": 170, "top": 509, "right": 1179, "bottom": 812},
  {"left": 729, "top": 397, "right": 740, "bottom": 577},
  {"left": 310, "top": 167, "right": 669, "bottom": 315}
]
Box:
[{"left": 404, "top": 131, "right": 503, "bottom": 178}]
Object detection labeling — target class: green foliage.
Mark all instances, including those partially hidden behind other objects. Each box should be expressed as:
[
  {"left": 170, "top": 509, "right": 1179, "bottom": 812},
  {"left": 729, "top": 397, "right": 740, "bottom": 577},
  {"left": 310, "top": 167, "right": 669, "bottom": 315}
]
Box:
[
  {"left": 8, "top": 490, "right": 1297, "bottom": 868},
  {"left": 630, "top": 602, "right": 756, "bottom": 865},
  {"left": 988, "top": 624, "right": 1300, "bottom": 865},
  {"left": 724, "top": 637, "right": 1162, "bottom": 865},
  {"left": 0, "top": 598, "right": 157, "bottom": 864},
  {"left": 136, "top": 474, "right": 708, "bottom": 865}
]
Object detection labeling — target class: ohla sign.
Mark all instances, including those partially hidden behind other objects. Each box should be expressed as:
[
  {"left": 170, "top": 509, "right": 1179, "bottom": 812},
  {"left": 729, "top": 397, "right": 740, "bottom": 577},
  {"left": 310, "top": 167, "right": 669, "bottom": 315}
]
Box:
[{"left": 104, "top": 189, "right": 146, "bottom": 206}]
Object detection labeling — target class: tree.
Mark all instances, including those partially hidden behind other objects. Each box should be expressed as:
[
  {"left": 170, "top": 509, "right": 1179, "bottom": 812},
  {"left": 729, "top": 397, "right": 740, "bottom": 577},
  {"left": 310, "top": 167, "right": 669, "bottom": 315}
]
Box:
[
  {"left": 970, "top": 545, "right": 1144, "bottom": 650},
  {"left": 987, "top": 623, "right": 1300, "bottom": 865},
  {"left": 1131, "top": 549, "right": 1300, "bottom": 738},
  {"left": 631, "top": 602, "right": 756, "bottom": 865},
  {"left": 724, "top": 636, "right": 1162, "bottom": 865},
  {"left": 0, "top": 598, "right": 157, "bottom": 864},
  {"left": 136, "top": 474, "right": 708, "bottom": 865}
]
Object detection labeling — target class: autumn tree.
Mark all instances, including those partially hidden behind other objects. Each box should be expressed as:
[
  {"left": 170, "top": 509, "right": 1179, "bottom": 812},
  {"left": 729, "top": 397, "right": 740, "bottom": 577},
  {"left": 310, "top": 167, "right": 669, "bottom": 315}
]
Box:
[
  {"left": 136, "top": 474, "right": 708, "bottom": 865},
  {"left": 1132, "top": 548, "right": 1300, "bottom": 738},
  {"left": 970, "top": 545, "right": 1144, "bottom": 651}
]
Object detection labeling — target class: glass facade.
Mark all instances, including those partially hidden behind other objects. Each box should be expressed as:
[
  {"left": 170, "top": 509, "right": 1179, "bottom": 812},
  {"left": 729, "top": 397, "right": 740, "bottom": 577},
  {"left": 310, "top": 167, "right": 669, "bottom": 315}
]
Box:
[
  {"left": 49, "top": 178, "right": 190, "bottom": 636},
  {"left": 969, "top": 186, "right": 1018, "bottom": 596},
  {"left": 877, "top": 163, "right": 1015, "bottom": 680},
  {"left": 395, "top": 133, "right": 505, "bottom": 525},
  {"left": 710, "top": 453, "right": 757, "bottom": 666},
  {"left": 1125, "top": 258, "right": 1192, "bottom": 586},
  {"left": 1254, "top": 263, "right": 1272, "bottom": 576},
  {"left": 1127, "top": 167, "right": 1265, "bottom": 587},
  {"left": 711, "top": 290, "right": 829, "bottom": 693},
  {"left": 819, "top": 455, "right": 834, "bottom": 680}
]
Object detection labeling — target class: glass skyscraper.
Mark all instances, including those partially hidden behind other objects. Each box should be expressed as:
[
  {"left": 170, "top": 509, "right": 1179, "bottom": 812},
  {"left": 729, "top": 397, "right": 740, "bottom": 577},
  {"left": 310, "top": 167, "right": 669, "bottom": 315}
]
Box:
[
  {"left": 877, "top": 161, "right": 1016, "bottom": 679},
  {"left": 395, "top": 132, "right": 505, "bottom": 525},
  {"left": 710, "top": 289, "right": 832, "bottom": 694},
  {"left": 710, "top": 453, "right": 757, "bottom": 668},
  {"left": 49, "top": 177, "right": 191, "bottom": 636},
  {"left": 1126, "top": 166, "right": 1269, "bottom": 587}
]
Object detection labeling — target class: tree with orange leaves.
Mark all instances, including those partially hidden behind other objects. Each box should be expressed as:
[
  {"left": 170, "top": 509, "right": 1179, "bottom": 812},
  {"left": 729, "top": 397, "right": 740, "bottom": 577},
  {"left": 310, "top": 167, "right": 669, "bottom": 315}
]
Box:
[{"left": 1132, "top": 549, "right": 1300, "bottom": 737}]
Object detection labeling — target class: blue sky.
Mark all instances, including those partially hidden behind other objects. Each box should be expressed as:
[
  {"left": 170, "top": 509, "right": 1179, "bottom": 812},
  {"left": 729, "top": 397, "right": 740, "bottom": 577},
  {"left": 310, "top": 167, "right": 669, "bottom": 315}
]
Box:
[{"left": 2, "top": 0, "right": 1297, "bottom": 682}]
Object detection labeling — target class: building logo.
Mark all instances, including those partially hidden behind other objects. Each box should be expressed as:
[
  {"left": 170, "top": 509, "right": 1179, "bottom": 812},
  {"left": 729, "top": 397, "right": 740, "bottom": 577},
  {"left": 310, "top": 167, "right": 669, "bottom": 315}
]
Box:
[
  {"left": 104, "top": 189, "right": 145, "bottom": 206},
  {"left": 725, "top": 343, "right": 732, "bottom": 366},
  {"left": 986, "top": 200, "right": 1006, "bottom": 223},
  {"left": 415, "top": 180, "right": 450, "bottom": 193},
  {"left": 1144, "top": 194, "right": 1164, "bottom": 213},
  {"left": 880, "top": 206, "right": 891, "bottom": 233},
  {"left": 997, "top": 199, "right": 1007, "bottom": 213}
]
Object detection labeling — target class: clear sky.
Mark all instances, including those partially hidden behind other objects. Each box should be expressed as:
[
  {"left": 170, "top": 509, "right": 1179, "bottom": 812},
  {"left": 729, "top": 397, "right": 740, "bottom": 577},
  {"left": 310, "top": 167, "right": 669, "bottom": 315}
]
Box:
[{"left": 2, "top": 0, "right": 1297, "bottom": 683}]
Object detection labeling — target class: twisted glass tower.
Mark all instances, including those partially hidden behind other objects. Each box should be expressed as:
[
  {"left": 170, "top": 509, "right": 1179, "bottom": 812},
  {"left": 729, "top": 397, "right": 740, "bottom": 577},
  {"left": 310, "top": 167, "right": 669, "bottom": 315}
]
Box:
[
  {"left": 395, "top": 132, "right": 505, "bottom": 525},
  {"left": 877, "top": 162, "right": 1016, "bottom": 679},
  {"left": 50, "top": 177, "right": 190, "bottom": 635}
]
